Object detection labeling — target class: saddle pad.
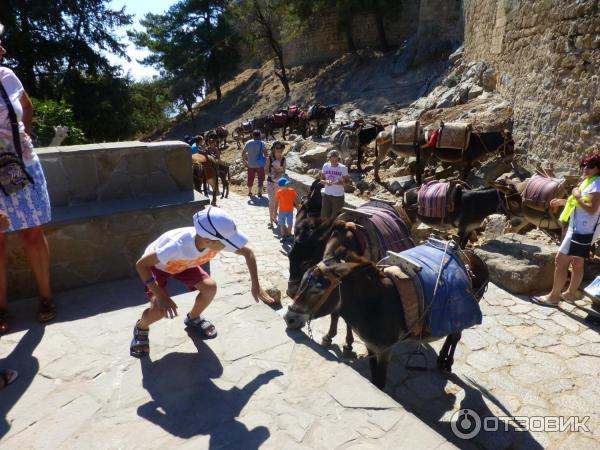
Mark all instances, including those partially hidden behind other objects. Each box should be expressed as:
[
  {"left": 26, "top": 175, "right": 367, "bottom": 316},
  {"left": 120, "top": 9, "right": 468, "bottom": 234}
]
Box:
[
  {"left": 522, "top": 174, "right": 565, "bottom": 211},
  {"left": 437, "top": 122, "right": 472, "bottom": 150},
  {"left": 417, "top": 180, "right": 452, "bottom": 218},
  {"left": 393, "top": 120, "right": 421, "bottom": 146},
  {"left": 383, "top": 265, "right": 424, "bottom": 336},
  {"left": 242, "top": 120, "right": 253, "bottom": 131},
  {"left": 359, "top": 201, "right": 415, "bottom": 260},
  {"left": 397, "top": 240, "right": 482, "bottom": 337},
  {"left": 288, "top": 106, "right": 299, "bottom": 116},
  {"left": 274, "top": 113, "right": 287, "bottom": 125}
]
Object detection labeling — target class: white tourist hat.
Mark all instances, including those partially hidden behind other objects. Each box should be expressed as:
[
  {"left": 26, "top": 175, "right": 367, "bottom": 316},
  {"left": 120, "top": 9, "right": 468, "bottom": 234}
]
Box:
[{"left": 193, "top": 206, "right": 248, "bottom": 251}]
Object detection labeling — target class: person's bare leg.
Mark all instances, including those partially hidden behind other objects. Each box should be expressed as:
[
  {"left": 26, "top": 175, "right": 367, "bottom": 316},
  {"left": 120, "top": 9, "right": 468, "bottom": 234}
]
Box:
[
  {"left": 137, "top": 297, "right": 166, "bottom": 329},
  {"left": 563, "top": 256, "right": 584, "bottom": 302},
  {"left": 188, "top": 278, "right": 217, "bottom": 319},
  {"left": 287, "top": 224, "right": 293, "bottom": 237},
  {"left": 279, "top": 223, "right": 286, "bottom": 238},
  {"left": 19, "top": 227, "right": 51, "bottom": 299},
  {"left": 0, "top": 233, "right": 7, "bottom": 311},
  {"left": 542, "top": 252, "right": 571, "bottom": 304}
]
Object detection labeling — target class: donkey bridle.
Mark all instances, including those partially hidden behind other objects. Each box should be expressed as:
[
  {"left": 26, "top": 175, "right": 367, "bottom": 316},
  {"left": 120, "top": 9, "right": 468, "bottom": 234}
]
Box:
[{"left": 288, "top": 260, "right": 342, "bottom": 320}]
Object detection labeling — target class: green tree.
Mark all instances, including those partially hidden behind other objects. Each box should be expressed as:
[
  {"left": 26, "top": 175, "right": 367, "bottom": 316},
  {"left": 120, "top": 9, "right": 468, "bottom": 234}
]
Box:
[
  {"left": 0, "top": 0, "right": 132, "bottom": 98},
  {"left": 232, "top": 0, "right": 291, "bottom": 98},
  {"left": 31, "top": 98, "right": 87, "bottom": 146},
  {"left": 131, "top": 0, "right": 240, "bottom": 103},
  {"left": 129, "top": 79, "right": 172, "bottom": 138}
]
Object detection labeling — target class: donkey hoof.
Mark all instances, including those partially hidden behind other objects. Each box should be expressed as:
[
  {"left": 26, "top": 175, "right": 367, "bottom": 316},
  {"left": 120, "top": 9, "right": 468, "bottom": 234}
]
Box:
[
  {"left": 342, "top": 345, "right": 357, "bottom": 359},
  {"left": 321, "top": 335, "right": 333, "bottom": 347}
]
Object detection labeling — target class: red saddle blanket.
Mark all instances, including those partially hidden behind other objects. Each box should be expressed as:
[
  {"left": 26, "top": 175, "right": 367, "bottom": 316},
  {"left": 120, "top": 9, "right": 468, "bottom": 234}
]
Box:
[
  {"left": 418, "top": 180, "right": 457, "bottom": 218},
  {"left": 274, "top": 113, "right": 287, "bottom": 125},
  {"left": 522, "top": 174, "right": 565, "bottom": 211}
]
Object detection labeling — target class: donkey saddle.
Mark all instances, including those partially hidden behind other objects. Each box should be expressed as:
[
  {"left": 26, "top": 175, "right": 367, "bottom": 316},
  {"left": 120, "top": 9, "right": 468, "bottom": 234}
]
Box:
[
  {"left": 380, "top": 238, "right": 482, "bottom": 337},
  {"left": 417, "top": 180, "right": 461, "bottom": 219}
]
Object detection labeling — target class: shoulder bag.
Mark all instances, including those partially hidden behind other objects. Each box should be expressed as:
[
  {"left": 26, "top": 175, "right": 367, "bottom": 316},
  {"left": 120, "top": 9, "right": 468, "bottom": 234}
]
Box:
[{"left": 0, "top": 80, "right": 34, "bottom": 196}]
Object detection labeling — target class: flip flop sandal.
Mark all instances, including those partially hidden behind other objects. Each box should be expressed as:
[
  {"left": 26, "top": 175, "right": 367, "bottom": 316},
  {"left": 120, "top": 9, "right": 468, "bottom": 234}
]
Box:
[
  {"left": 560, "top": 294, "right": 577, "bottom": 304},
  {"left": 530, "top": 296, "right": 559, "bottom": 308},
  {"left": 0, "top": 369, "right": 18, "bottom": 389},
  {"left": 130, "top": 322, "right": 150, "bottom": 357},
  {"left": 184, "top": 314, "right": 217, "bottom": 339},
  {"left": 0, "top": 310, "right": 8, "bottom": 334},
  {"left": 38, "top": 297, "right": 57, "bottom": 323}
]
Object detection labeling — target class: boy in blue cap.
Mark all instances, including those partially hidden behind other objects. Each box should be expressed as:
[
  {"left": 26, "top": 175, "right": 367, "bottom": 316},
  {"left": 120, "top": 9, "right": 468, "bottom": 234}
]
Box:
[{"left": 274, "top": 178, "right": 299, "bottom": 242}]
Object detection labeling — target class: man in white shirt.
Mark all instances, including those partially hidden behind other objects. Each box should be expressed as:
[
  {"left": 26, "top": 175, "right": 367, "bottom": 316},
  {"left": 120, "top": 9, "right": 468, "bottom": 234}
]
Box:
[
  {"left": 130, "top": 206, "right": 275, "bottom": 357},
  {"left": 320, "top": 149, "right": 351, "bottom": 218}
]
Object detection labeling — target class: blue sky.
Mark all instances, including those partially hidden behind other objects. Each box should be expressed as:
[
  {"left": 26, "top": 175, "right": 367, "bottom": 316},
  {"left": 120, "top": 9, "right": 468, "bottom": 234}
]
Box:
[{"left": 108, "top": 0, "right": 177, "bottom": 80}]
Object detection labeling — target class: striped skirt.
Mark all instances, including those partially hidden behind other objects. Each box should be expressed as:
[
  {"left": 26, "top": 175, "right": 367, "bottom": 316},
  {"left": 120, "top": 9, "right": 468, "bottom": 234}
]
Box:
[{"left": 0, "top": 156, "right": 51, "bottom": 232}]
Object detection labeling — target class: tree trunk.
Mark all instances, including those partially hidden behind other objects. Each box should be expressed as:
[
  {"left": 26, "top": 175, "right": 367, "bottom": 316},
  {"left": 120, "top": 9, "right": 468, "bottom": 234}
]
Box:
[
  {"left": 343, "top": 24, "right": 356, "bottom": 53},
  {"left": 214, "top": 81, "right": 222, "bottom": 102},
  {"left": 374, "top": 11, "right": 389, "bottom": 52}
]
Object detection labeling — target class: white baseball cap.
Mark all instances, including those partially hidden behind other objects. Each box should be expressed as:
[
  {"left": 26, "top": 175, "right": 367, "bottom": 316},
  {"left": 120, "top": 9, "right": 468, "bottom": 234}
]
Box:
[{"left": 193, "top": 206, "right": 248, "bottom": 252}]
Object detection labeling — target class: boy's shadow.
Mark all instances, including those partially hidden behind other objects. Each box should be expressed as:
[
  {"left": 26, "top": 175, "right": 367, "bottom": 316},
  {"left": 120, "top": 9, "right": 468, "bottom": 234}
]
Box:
[
  {"left": 0, "top": 326, "right": 45, "bottom": 438},
  {"left": 138, "top": 331, "right": 282, "bottom": 449}
]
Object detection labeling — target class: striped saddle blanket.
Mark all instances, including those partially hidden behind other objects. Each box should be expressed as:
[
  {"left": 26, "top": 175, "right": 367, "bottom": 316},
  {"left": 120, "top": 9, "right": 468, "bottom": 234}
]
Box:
[
  {"left": 341, "top": 200, "right": 414, "bottom": 262},
  {"left": 522, "top": 174, "right": 566, "bottom": 211},
  {"left": 417, "top": 180, "right": 459, "bottom": 219}
]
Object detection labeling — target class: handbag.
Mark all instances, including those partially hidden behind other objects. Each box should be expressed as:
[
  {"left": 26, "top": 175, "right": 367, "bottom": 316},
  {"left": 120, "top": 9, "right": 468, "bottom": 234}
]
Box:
[
  {"left": 0, "top": 80, "right": 33, "bottom": 196},
  {"left": 569, "top": 209, "right": 600, "bottom": 259}
]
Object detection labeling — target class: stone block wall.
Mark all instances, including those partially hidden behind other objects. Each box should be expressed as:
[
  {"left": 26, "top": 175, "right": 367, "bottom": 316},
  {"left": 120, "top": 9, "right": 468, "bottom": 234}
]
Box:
[
  {"left": 38, "top": 141, "right": 193, "bottom": 206},
  {"left": 8, "top": 141, "right": 208, "bottom": 301},
  {"left": 462, "top": 0, "right": 599, "bottom": 174},
  {"left": 283, "top": 2, "right": 421, "bottom": 66}
]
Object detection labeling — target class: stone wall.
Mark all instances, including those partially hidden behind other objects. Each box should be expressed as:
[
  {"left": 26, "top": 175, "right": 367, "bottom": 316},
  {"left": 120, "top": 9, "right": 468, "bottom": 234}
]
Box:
[
  {"left": 462, "top": 0, "right": 599, "bottom": 174},
  {"left": 40, "top": 141, "right": 192, "bottom": 206},
  {"left": 8, "top": 141, "right": 208, "bottom": 301}
]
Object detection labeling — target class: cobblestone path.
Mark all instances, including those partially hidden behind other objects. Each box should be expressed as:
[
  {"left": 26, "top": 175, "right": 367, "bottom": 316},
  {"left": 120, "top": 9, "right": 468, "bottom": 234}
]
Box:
[{"left": 217, "top": 192, "right": 600, "bottom": 450}]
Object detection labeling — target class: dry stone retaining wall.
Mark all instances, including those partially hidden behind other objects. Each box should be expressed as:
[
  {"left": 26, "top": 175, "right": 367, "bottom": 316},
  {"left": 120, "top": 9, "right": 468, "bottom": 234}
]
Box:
[{"left": 462, "top": 0, "right": 599, "bottom": 174}]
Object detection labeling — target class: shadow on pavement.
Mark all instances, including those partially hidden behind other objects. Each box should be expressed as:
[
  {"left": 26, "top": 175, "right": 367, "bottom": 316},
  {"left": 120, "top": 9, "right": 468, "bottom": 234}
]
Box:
[
  {"left": 347, "top": 342, "right": 544, "bottom": 450},
  {"left": 247, "top": 196, "right": 269, "bottom": 207},
  {"left": 138, "top": 331, "right": 282, "bottom": 449},
  {"left": 0, "top": 326, "right": 44, "bottom": 438},
  {"left": 3, "top": 277, "right": 189, "bottom": 335}
]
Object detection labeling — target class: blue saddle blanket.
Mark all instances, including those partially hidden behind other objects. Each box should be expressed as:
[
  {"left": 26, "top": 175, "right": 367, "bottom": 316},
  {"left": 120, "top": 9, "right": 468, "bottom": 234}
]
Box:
[{"left": 398, "top": 240, "right": 482, "bottom": 336}]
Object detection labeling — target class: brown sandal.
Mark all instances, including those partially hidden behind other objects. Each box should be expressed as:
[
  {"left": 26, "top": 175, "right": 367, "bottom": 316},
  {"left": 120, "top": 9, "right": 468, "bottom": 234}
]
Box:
[
  {"left": 0, "top": 310, "right": 8, "bottom": 334},
  {"left": 38, "top": 297, "right": 57, "bottom": 322}
]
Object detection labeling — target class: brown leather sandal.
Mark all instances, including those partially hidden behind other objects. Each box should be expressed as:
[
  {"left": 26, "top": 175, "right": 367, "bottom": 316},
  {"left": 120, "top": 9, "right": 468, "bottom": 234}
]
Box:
[{"left": 38, "top": 297, "right": 57, "bottom": 322}]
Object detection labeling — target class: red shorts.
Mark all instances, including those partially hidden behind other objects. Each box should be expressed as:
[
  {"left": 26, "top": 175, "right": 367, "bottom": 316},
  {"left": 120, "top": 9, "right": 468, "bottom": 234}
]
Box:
[{"left": 146, "top": 266, "right": 210, "bottom": 298}]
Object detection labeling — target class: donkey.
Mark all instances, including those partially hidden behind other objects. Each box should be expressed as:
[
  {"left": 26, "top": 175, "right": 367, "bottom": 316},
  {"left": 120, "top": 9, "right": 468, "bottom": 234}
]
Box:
[
  {"left": 403, "top": 182, "right": 521, "bottom": 248},
  {"left": 306, "top": 104, "right": 336, "bottom": 138},
  {"left": 338, "top": 121, "right": 384, "bottom": 172},
  {"left": 284, "top": 250, "right": 489, "bottom": 390},
  {"left": 289, "top": 201, "right": 414, "bottom": 354},
  {"left": 294, "top": 177, "right": 323, "bottom": 231},
  {"left": 374, "top": 129, "right": 514, "bottom": 184},
  {"left": 192, "top": 154, "right": 230, "bottom": 206}
]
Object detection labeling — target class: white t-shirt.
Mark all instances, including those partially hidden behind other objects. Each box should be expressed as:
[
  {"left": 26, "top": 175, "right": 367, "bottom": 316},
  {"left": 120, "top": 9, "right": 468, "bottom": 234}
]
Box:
[
  {"left": 0, "top": 67, "right": 36, "bottom": 166},
  {"left": 571, "top": 178, "right": 600, "bottom": 235},
  {"left": 144, "top": 227, "right": 236, "bottom": 274},
  {"left": 321, "top": 162, "right": 348, "bottom": 197}
]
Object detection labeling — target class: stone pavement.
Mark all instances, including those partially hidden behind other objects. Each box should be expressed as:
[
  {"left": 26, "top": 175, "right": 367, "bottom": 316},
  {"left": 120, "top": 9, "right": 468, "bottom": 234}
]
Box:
[
  {"left": 1, "top": 191, "right": 599, "bottom": 449},
  {"left": 0, "top": 191, "right": 455, "bottom": 449},
  {"left": 213, "top": 193, "right": 600, "bottom": 449}
]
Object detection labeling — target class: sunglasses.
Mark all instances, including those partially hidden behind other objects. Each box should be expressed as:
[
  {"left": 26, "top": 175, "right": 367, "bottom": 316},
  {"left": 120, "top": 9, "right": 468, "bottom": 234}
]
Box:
[
  {"left": 581, "top": 163, "right": 597, "bottom": 169},
  {"left": 274, "top": 146, "right": 284, "bottom": 150}
]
